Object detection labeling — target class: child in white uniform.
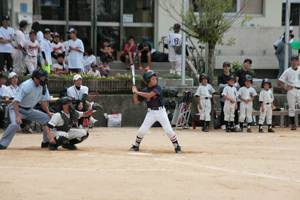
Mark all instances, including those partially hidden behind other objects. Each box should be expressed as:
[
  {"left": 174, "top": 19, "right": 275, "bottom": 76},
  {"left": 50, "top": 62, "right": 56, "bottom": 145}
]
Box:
[
  {"left": 23, "top": 31, "right": 40, "bottom": 74},
  {"left": 238, "top": 74, "right": 257, "bottom": 132},
  {"left": 258, "top": 79, "right": 275, "bottom": 133},
  {"left": 195, "top": 73, "right": 216, "bottom": 132},
  {"left": 222, "top": 74, "right": 238, "bottom": 132}
]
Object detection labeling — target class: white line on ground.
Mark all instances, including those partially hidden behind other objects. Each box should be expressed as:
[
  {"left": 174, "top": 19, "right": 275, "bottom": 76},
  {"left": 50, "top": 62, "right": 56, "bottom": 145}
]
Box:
[{"left": 127, "top": 152, "right": 153, "bottom": 155}]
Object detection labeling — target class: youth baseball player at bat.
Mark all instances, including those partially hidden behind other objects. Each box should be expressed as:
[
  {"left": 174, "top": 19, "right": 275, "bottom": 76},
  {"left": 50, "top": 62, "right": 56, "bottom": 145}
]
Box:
[
  {"left": 238, "top": 75, "right": 257, "bottom": 132},
  {"left": 23, "top": 31, "right": 40, "bottom": 74},
  {"left": 278, "top": 55, "right": 300, "bottom": 130},
  {"left": 195, "top": 73, "right": 216, "bottom": 132},
  {"left": 130, "top": 70, "right": 182, "bottom": 154},
  {"left": 45, "top": 96, "right": 103, "bottom": 151},
  {"left": 258, "top": 79, "right": 275, "bottom": 133},
  {"left": 222, "top": 74, "right": 238, "bottom": 132},
  {"left": 0, "top": 68, "right": 52, "bottom": 150}
]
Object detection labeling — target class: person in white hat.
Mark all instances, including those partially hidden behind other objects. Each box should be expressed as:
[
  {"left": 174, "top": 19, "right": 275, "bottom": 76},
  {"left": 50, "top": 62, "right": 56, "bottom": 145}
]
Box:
[
  {"left": 67, "top": 74, "right": 97, "bottom": 128},
  {"left": 274, "top": 26, "right": 294, "bottom": 50}
]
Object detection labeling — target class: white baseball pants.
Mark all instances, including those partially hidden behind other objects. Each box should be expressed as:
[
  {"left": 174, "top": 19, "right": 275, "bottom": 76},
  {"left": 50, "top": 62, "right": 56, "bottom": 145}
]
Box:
[
  {"left": 24, "top": 56, "right": 37, "bottom": 74},
  {"left": 51, "top": 129, "right": 87, "bottom": 141},
  {"left": 170, "top": 60, "right": 181, "bottom": 75},
  {"left": 239, "top": 101, "right": 253, "bottom": 123},
  {"left": 11, "top": 48, "right": 24, "bottom": 73},
  {"left": 287, "top": 88, "right": 300, "bottom": 117},
  {"left": 198, "top": 99, "right": 211, "bottom": 121},
  {"left": 259, "top": 104, "right": 272, "bottom": 125},
  {"left": 137, "top": 107, "right": 175, "bottom": 139},
  {"left": 224, "top": 100, "right": 236, "bottom": 122}
]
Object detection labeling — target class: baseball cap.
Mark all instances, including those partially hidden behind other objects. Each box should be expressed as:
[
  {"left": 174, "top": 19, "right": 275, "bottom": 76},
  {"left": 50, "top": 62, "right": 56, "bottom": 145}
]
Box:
[
  {"left": 290, "top": 26, "right": 293, "bottom": 31},
  {"left": 2, "top": 15, "right": 10, "bottom": 20},
  {"left": 91, "top": 61, "right": 98, "bottom": 67},
  {"left": 173, "top": 23, "right": 181, "bottom": 29},
  {"left": 67, "top": 28, "right": 77, "bottom": 34},
  {"left": 143, "top": 37, "right": 149, "bottom": 43},
  {"left": 8, "top": 72, "right": 18, "bottom": 79},
  {"left": 291, "top": 55, "right": 299, "bottom": 61},
  {"left": 0, "top": 73, "right": 7, "bottom": 78},
  {"left": 73, "top": 74, "right": 82, "bottom": 81},
  {"left": 52, "top": 32, "right": 60, "bottom": 37},
  {"left": 43, "top": 28, "right": 51, "bottom": 33},
  {"left": 19, "top": 20, "right": 28, "bottom": 28},
  {"left": 223, "top": 61, "right": 230, "bottom": 67}
]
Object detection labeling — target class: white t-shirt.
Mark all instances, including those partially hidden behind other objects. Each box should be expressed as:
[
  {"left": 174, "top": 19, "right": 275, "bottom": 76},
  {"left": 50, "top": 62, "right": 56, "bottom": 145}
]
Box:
[
  {"left": 259, "top": 89, "right": 274, "bottom": 104},
  {"left": 2, "top": 85, "right": 18, "bottom": 98},
  {"left": 84, "top": 55, "right": 96, "bottom": 71},
  {"left": 88, "top": 69, "right": 100, "bottom": 77},
  {"left": 39, "top": 38, "right": 53, "bottom": 65},
  {"left": 11, "top": 29, "right": 25, "bottom": 48},
  {"left": 23, "top": 40, "right": 40, "bottom": 57},
  {"left": 164, "top": 33, "right": 182, "bottom": 62},
  {"left": 195, "top": 84, "right": 215, "bottom": 99},
  {"left": 51, "top": 63, "right": 68, "bottom": 72},
  {"left": 279, "top": 67, "right": 300, "bottom": 87},
  {"left": 67, "top": 85, "right": 89, "bottom": 100},
  {"left": 0, "top": 26, "right": 14, "bottom": 53},
  {"left": 238, "top": 86, "right": 257, "bottom": 99},
  {"left": 67, "top": 38, "right": 84, "bottom": 69},
  {"left": 0, "top": 85, "right": 8, "bottom": 99}
]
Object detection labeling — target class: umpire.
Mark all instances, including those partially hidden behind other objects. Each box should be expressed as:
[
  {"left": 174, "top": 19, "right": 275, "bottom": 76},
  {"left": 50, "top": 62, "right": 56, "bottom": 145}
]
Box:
[{"left": 0, "top": 68, "right": 53, "bottom": 149}]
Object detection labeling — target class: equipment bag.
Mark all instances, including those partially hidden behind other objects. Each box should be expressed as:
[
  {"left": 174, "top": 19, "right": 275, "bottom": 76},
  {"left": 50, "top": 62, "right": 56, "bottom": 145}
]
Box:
[{"left": 104, "top": 113, "right": 122, "bottom": 127}]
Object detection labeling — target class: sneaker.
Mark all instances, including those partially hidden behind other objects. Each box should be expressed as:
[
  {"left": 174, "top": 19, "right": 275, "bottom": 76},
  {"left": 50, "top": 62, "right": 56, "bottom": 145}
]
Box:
[
  {"left": 78, "top": 125, "right": 83, "bottom": 129},
  {"left": 268, "top": 128, "right": 275, "bottom": 133},
  {"left": 138, "top": 66, "right": 143, "bottom": 70},
  {"left": 238, "top": 128, "right": 243, "bottom": 132},
  {"left": 89, "top": 116, "right": 98, "bottom": 124},
  {"left": 221, "top": 125, "right": 226, "bottom": 130},
  {"left": 247, "top": 128, "right": 252, "bottom": 133},
  {"left": 62, "top": 143, "right": 78, "bottom": 150},
  {"left": 145, "top": 66, "right": 150, "bottom": 71},
  {"left": 48, "top": 144, "right": 58, "bottom": 151},
  {"left": 129, "top": 145, "right": 139, "bottom": 151},
  {"left": 291, "top": 124, "right": 297, "bottom": 130},
  {"left": 0, "top": 144, "right": 7, "bottom": 149},
  {"left": 175, "top": 146, "right": 182, "bottom": 154},
  {"left": 41, "top": 142, "right": 49, "bottom": 148},
  {"left": 230, "top": 127, "right": 237, "bottom": 132},
  {"left": 259, "top": 128, "right": 264, "bottom": 133}
]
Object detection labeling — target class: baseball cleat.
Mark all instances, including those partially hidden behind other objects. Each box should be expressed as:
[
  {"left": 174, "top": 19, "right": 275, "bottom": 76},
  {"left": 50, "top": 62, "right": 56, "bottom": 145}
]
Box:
[
  {"left": 62, "top": 143, "right": 78, "bottom": 150},
  {"left": 268, "top": 128, "right": 275, "bottom": 133},
  {"left": 259, "top": 128, "right": 264, "bottom": 133},
  {"left": 48, "top": 144, "right": 58, "bottom": 151},
  {"left": 203, "top": 126, "right": 209, "bottom": 132},
  {"left": 0, "top": 144, "right": 7, "bottom": 149},
  {"left": 238, "top": 128, "right": 243, "bottom": 132},
  {"left": 41, "top": 142, "right": 49, "bottom": 148},
  {"left": 247, "top": 128, "right": 252, "bottom": 133},
  {"left": 230, "top": 127, "right": 237, "bottom": 132},
  {"left": 175, "top": 146, "right": 182, "bottom": 154},
  {"left": 129, "top": 145, "right": 139, "bottom": 151},
  {"left": 226, "top": 128, "right": 231, "bottom": 132},
  {"left": 89, "top": 116, "right": 98, "bottom": 124},
  {"left": 291, "top": 124, "right": 297, "bottom": 130}
]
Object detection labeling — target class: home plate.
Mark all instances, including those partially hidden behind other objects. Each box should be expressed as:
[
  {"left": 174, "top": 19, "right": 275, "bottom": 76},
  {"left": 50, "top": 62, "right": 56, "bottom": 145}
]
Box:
[{"left": 127, "top": 152, "right": 152, "bottom": 156}]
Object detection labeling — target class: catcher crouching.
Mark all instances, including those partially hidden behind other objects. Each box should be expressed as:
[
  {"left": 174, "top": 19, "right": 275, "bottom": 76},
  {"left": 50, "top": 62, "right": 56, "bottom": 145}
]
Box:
[{"left": 45, "top": 96, "right": 103, "bottom": 151}]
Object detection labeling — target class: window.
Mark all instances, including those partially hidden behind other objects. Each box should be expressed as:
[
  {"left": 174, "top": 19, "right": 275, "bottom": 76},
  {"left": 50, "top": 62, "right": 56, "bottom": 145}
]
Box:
[
  {"left": 282, "top": 3, "right": 300, "bottom": 26},
  {"left": 33, "top": 0, "right": 66, "bottom": 20}
]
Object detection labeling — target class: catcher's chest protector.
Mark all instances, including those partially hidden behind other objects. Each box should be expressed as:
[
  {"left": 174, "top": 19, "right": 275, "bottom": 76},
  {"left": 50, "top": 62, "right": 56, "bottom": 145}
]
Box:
[{"left": 56, "top": 112, "right": 72, "bottom": 132}]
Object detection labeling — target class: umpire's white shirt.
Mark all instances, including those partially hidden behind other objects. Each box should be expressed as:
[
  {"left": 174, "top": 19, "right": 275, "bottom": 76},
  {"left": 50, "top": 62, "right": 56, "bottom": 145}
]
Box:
[
  {"left": 279, "top": 66, "right": 300, "bottom": 87},
  {"left": 67, "top": 85, "right": 89, "bottom": 100},
  {"left": 259, "top": 89, "right": 274, "bottom": 104},
  {"left": 195, "top": 84, "right": 215, "bottom": 99}
]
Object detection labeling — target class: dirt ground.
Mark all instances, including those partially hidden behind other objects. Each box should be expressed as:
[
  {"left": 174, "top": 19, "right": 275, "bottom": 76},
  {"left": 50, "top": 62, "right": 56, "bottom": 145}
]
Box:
[{"left": 0, "top": 127, "right": 299, "bottom": 200}]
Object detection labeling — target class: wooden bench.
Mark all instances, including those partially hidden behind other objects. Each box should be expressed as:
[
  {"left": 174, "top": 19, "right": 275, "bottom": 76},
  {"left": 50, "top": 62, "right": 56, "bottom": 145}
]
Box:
[{"left": 213, "top": 110, "right": 300, "bottom": 128}]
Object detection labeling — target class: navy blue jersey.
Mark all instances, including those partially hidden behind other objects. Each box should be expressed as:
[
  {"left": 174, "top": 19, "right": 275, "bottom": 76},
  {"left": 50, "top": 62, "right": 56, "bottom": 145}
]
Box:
[{"left": 138, "top": 84, "right": 165, "bottom": 108}]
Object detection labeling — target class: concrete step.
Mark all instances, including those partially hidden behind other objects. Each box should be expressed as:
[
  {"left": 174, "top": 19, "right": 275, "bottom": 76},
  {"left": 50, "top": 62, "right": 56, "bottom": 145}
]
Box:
[{"left": 108, "top": 61, "right": 171, "bottom": 70}]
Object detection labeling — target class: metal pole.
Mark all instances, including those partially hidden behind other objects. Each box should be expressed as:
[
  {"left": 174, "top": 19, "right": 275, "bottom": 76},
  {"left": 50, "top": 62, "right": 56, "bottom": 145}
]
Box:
[
  {"left": 94, "top": 0, "right": 98, "bottom": 56},
  {"left": 181, "top": 0, "right": 187, "bottom": 86},
  {"left": 120, "top": 0, "right": 124, "bottom": 51},
  {"left": 284, "top": 0, "right": 290, "bottom": 71},
  {"left": 65, "top": 0, "right": 69, "bottom": 41}
]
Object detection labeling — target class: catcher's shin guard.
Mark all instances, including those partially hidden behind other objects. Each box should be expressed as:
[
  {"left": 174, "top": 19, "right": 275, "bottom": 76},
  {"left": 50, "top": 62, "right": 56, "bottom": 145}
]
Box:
[
  {"left": 69, "top": 132, "right": 89, "bottom": 145},
  {"left": 55, "top": 136, "right": 69, "bottom": 146}
]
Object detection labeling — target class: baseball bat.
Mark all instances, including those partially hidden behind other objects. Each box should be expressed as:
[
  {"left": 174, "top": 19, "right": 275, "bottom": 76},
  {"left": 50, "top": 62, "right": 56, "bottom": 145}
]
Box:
[{"left": 130, "top": 64, "right": 135, "bottom": 86}]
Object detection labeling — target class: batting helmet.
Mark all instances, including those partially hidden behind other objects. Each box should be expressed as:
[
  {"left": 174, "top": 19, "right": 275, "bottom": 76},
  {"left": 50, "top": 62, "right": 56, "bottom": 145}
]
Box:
[
  {"left": 243, "top": 74, "right": 253, "bottom": 84},
  {"left": 56, "top": 96, "right": 73, "bottom": 105},
  {"left": 32, "top": 68, "right": 48, "bottom": 86},
  {"left": 199, "top": 73, "right": 209, "bottom": 83},
  {"left": 227, "top": 74, "right": 236, "bottom": 82},
  {"left": 261, "top": 78, "right": 272, "bottom": 88},
  {"left": 143, "top": 70, "right": 156, "bottom": 83}
]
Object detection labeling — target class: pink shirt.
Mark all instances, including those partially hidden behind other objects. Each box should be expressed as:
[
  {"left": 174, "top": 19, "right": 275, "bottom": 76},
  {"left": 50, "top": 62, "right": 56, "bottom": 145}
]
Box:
[{"left": 100, "top": 65, "right": 110, "bottom": 74}]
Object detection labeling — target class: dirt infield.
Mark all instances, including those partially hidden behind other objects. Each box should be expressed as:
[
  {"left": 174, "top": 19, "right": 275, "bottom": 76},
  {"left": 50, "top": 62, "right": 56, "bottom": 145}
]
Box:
[{"left": 0, "top": 127, "right": 299, "bottom": 200}]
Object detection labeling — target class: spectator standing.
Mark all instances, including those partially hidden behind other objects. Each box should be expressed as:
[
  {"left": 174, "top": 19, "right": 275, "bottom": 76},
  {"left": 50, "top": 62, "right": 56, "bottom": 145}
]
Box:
[
  {"left": 39, "top": 28, "right": 53, "bottom": 73},
  {"left": 23, "top": 31, "right": 40, "bottom": 74},
  {"left": 51, "top": 32, "right": 65, "bottom": 65},
  {"left": 99, "top": 59, "right": 110, "bottom": 77},
  {"left": 137, "top": 37, "right": 151, "bottom": 71},
  {"left": 83, "top": 46, "right": 96, "bottom": 73},
  {"left": 235, "top": 58, "right": 252, "bottom": 87},
  {"left": 0, "top": 15, "right": 14, "bottom": 72},
  {"left": 67, "top": 28, "right": 84, "bottom": 74},
  {"left": 120, "top": 36, "right": 136, "bottom": 69},
  {"left": 274, "top": 26, "right": 293, "bottom": 50},
  {"left": 99, "top": 38, "right": 114, "bottom": 62},
  {"left": 11, "top": 20, "right": 27, "bottom": 73}
]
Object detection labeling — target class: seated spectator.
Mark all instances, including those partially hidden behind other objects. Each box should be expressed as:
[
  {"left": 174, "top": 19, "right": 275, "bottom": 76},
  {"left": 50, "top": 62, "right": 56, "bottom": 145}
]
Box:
[
  {"left": 83, "top": 46, "right": 96, "bottom": 73},
  {"left": 2, "top": 72, "right": 33, "bottom": 133},
  {"left": 67, "top": 74, "right": 97, "bottom": 128},
  {"left": 99, "top": 59, "right": 110, "bottom": 77},
  {"left": 51, "top": 32, "right": 65, "bottom": 65},
  {"left": 88, "top": 61, "right": 100, "bottom": 77},
  {"left": 120, "top": 36, "right": 136, "bottom": 69},
  {"left": 0, "top": 73, "right": 8, "bottom": 112},
  {"left": 99, "top": 39, "right": 114, "bottom": 62},
  {"left": 137, "top": 37, "right": 151, "bottom": 71},
  {"left": 51, "top": 53, "right": 69, "bottom": 75}
]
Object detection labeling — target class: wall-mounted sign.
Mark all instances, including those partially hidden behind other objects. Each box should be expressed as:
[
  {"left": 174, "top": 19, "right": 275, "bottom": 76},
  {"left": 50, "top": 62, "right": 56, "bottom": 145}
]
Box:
[
  {"left": 123, "top": 14, "right": 133, "bottom": 23},
  {"left": 17, "top": 13, "right": 33, "bottom": 24},
  {"left": 20, "top": 3, "right": 28, "bottom": 13}
]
